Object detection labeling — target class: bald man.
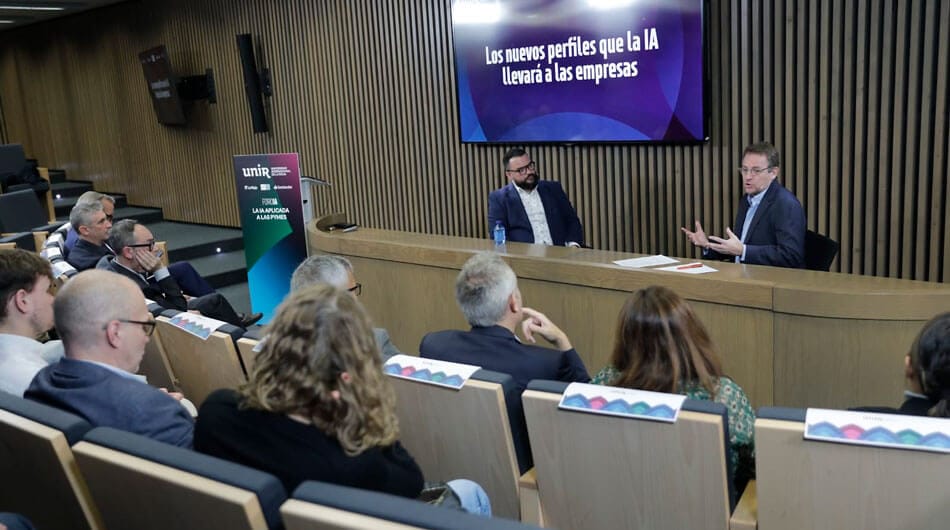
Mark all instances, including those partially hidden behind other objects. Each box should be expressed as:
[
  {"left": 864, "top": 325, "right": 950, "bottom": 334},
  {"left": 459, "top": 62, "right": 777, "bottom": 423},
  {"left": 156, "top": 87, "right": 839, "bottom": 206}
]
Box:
[{"left": 25, "top": 270, "right": 193, "bottom": 447}]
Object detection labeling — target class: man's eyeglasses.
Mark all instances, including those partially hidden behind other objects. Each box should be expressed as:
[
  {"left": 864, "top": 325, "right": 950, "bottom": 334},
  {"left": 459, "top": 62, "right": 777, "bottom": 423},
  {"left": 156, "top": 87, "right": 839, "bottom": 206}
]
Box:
[
  {"left": 104, "top": 318, "right": 157, "bottom": 337},
  {"left": 737, "top": 166, "right": 773, "bottom": 176},
  {"left": 128, "top": 239, "right": 156, "bottom": 250},
  {"left": 348, "top": 283, "right": 362, "bottom": 296},
  {"left": 505, "top": 161, "right": 536, "bottom": 176}
]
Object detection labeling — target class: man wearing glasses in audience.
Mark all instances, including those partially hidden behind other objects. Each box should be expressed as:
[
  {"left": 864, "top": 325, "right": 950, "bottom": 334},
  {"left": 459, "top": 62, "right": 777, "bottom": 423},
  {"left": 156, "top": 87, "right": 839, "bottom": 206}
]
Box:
[
  {"left": 488, "top": 148, "right": 585, "bottom": 247},
  {"left": 103, "top": 219, "right": 261, "bottom": 329},
  {"left": 681, "top": 142, "right": 806, "bottom": 268},
  {"left": 52, "top": 191, "right": 216, "bottom": 297},
  {"left": 26, "top": 270, "right": 194, "bottom": 447}
]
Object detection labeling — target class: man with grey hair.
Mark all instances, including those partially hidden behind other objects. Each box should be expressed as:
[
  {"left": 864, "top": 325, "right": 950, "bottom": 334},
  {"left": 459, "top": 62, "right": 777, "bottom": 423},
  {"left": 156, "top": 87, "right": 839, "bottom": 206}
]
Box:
[
  {"left": 25, "top": 270, "right": 194, "bottom": 447},
  {"left": 290, "top": 254, "right": 401, "bottom": 357},
  {"left": 64, "top": 201, "right": 113, "bottom": 271},
  {"left": 419, "top": 252, "right": 589, "bottom": 387}
]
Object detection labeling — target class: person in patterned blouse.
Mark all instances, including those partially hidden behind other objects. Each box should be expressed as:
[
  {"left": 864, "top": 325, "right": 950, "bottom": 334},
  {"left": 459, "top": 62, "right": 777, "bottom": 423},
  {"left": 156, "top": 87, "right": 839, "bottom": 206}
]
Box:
[{"left": 590, "top": 285, "right": 755, "bottom": 490}]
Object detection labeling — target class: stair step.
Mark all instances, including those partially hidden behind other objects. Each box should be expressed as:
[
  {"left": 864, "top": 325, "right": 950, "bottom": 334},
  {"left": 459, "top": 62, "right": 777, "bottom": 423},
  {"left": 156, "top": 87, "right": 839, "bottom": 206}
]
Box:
[
  {"left": 48, "top": 169, "right": 68, "bottom": 184},
  {"left": 145, "top": 221, "right": 244, "bottom": 262},
  {"left": 51, "top": 181, "right": 93, "bottom": 199},
  {"left": 54, "top": 193, "right": 128, "bottom": 217},
  {"left": 187, "top": 250, "right": 247, "bottom": 290}
]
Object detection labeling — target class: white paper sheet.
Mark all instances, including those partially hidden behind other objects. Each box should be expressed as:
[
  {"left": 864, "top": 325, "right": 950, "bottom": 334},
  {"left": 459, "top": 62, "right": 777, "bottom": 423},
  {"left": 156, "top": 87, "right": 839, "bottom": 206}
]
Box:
[
  {"left": 613, "top": 255, "right": 679, "bottom": 268},
  {"left": 655, "top": 262, "right": 718, "bottom": 274}
]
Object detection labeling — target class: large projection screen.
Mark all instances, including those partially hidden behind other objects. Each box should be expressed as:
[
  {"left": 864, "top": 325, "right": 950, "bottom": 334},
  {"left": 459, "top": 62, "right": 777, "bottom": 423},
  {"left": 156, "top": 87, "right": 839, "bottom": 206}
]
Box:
[{"left": 452, "top": 0, "right": 707, "bottom": 144}]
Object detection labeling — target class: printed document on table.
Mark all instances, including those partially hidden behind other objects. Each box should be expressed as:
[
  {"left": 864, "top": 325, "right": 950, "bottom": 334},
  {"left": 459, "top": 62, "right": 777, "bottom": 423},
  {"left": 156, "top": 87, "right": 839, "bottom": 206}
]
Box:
[{"left": 613, "top": 255, "right": 679, "bottom": 268}]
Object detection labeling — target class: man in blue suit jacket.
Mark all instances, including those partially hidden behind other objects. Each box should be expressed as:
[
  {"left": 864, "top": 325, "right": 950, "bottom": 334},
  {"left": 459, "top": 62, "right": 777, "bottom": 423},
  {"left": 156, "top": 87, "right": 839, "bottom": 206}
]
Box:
[
  {"left": 25, "top": 270, "right": 194, "bottom": 447},
  {"left": 682, "top": 142, "right": 806, "bottom": 268},
  {"left": 488, "top": 148, "right": 584, "bottom": 246}
]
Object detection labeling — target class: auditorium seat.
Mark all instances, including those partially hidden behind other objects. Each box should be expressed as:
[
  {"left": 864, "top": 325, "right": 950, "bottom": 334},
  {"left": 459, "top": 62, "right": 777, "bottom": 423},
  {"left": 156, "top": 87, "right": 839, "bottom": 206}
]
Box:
[
  {"left": 73, "top": 426, "right": 286, "bottom": 530},
  {"left": 386, "top": 367, "right": 528, "bottom": 520},
  {"left": 756, "top": 407, "right": 950, "bottom": 530},
  {"left": 138, "top": 306, "right": 180, "bottom": 392},
  {"left": 0, "top": 241, "right": 15, "bottom": 250},
  {"left": 521, "top": 380, "right": 756, "bottom": 530},
  {"left": 154, "top": 309, "right": 249, "bottom": 406},
  {"left": 804, "top": 229, "right": 839, "bottom": 271},
  {"left": 0, "top": 392, "right": 103, "bottom": 530},
  {"left": 236, "top": 336, "right": 262, "bottom": 376},
  {"left": 282, "top": 480, "right": 541, "bottom": 530}
]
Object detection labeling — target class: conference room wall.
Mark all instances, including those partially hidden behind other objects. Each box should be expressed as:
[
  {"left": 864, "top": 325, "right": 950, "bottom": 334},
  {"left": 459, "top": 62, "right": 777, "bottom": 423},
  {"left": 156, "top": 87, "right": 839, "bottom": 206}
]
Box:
[{"left": 0, "top": 0, "right": 946, "bottom": 282}]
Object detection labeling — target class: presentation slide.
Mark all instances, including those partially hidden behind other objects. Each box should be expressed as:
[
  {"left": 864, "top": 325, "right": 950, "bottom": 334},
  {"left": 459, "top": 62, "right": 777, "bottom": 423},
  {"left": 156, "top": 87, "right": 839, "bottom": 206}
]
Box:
[{"left": 452, "top": 0, "right": 706, "bottom": 143}]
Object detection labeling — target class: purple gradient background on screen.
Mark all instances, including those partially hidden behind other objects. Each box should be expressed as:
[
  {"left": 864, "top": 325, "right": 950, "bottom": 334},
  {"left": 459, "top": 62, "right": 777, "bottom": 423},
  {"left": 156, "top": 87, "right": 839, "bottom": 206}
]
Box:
[{"left": 453, "top": 0, "right": 705, "bottom": 143}]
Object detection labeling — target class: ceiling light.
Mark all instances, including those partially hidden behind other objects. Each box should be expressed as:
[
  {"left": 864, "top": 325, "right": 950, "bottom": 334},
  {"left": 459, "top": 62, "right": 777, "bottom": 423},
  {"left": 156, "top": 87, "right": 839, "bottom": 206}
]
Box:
[{"left": 0, "top": 5, "right": 67, "bottom": 10}]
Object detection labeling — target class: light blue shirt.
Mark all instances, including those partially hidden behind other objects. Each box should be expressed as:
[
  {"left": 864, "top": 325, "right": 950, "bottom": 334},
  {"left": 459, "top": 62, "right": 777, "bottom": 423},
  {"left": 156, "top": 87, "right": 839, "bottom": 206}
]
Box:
[{"left": 738, "top": 188, "right": 768, "bottom": 262}]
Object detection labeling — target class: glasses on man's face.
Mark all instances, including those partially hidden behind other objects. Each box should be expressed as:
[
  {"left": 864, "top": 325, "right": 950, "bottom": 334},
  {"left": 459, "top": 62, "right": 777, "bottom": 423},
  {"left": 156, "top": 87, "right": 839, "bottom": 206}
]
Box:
[
  {"left": 348, "top": 283, "right": 362, "bottom": 296},
  {"left": 128, "top": 239, "right": 156, "bottom": 250},
  {"left": 505, "top": 161, "right": 536, "bottom": 176},
  {"left": 737, "top": 166, "right": 772, "bottom": 176},
  {"left": 103, "top": 318, "right": 157, "bottom": 336}
]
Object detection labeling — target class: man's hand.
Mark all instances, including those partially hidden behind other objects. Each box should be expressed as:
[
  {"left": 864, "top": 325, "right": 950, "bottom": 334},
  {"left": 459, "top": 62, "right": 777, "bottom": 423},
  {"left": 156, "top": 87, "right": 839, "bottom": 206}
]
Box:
[
  {"left": 520, "top": 307, "right": 573, "bottom": 351},
  {"left": 681, "top": 221, "right": 710, "bottom": 249},
  {"left": 159, "top": 387, "right": 184, "bottom": 401},
  {"left": 134, "top": 247, "right": 162, "bottom": 273},
  {"left": 708, "top": 227, "right": 744, "bottom": 257}
]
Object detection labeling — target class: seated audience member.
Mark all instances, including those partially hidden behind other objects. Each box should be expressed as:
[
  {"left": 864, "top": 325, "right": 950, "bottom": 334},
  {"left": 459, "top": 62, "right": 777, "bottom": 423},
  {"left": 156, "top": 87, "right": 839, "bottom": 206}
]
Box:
[
  {"left": 64, "top": 201, "right": 112, "bottom": 271},
  {"left": 290, "top": 254, "right": 401, "bottom": 357},
  {"left": 591, "top": 285, "right": 754, "bottom": 486},
  {"left": 194, "top": 284, "right": 490, "bottom": 515},
  {"left": 0, "top": 249, "right": 63, "bottom": 396},
  {"left": 104, "top": 219, "right": 261, "bottom": 328},
  {"left": 49, "top": 191, "right": 214, "bottom": 296},
  {"left": 25, "top": 270, "right": 194, "bottom": 447},
  {"left": 420, "top": 252, "right": 589, "bottom": 388},
  {"left": 862, "top": 312, "right": 950, "bottom": 416}
]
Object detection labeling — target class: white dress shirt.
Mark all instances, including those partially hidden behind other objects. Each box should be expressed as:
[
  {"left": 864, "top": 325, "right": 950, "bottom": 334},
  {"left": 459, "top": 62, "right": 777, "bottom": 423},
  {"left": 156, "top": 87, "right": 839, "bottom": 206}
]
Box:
[{"left": 514, "top": 185, "right": 554, "bottom": 245}]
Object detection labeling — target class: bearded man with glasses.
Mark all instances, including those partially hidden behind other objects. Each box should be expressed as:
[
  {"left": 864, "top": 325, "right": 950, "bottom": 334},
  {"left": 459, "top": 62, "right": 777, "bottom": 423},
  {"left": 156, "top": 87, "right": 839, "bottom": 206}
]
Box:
[
  {"left": 682, "top": 142, "right": 805, "bottom": 268},
  {"left": 488, "top": 148, "right": 584, "bottom": 247}
]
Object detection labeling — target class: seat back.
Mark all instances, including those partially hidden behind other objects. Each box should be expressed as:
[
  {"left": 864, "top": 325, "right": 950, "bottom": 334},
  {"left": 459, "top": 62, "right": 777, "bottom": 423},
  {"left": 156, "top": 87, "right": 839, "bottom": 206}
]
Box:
[
  {"left": 155, "top": 312, "right": 248, "bottom": 406},
  {"left": 0, "top": 241, "right": 15, "bottom": 250},
  {"left": 756, "top": 407, "right": 950, "bottom": 530},
  {"left": 236, "top": 336, "right": 262, "bottom": 376},
  {"left": 0, "top": 189, "right": 48, "bottom": 233},
  {"left": 283, "top": 481, "right": 540, "bottom": 530},
  {"left": 387, "top": 369, "right": 522, "bottom": 519},
  {"left": 804, "top": 229, "right": 839, "bottom": 271},
  {"left": 73, "top": 426, "right": 286, "bottom": 530},
  {"left": 139, "top": 316, "right": 180, "bottom": 391},
  {"left": 0, "top": 392, "right": 102, "bottom": 530},
  {"left": 522, "top": 380, "right": 733, "bottom": 530}
]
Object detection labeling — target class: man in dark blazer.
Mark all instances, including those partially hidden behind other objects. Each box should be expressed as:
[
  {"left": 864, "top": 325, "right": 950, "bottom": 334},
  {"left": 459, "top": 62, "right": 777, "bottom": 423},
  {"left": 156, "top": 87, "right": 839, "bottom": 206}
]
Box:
[
  {"left": 101, "top": 219, "right": 260, "bottom": 328},
  {"left": 419, "top": 252, "right": 590, "bottom": 388},
  {"left": 488, "top": 148, "right": 584, "bottom": 246},
  {"left": 419, "top": 252, "right": 590, "bottom": 471},
  {"left": 25, "top": 270, "right": 194, "bottom": 447},
  {"left": 682, "top": 142, "right": 806, "bottom": 268}
]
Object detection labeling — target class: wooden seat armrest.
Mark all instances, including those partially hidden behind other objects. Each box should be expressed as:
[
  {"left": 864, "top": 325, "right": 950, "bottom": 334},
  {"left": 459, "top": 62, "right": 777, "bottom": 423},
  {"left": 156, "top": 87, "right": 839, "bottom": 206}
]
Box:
[
  {"left": 518, "top": 468, "right": 544, "bottom": 526},
  {"left": 33, "top": 231, "right": 48, "bottom": 251},
  {"left": 729, "top": 479, "right": 757, "bottom": 530}
]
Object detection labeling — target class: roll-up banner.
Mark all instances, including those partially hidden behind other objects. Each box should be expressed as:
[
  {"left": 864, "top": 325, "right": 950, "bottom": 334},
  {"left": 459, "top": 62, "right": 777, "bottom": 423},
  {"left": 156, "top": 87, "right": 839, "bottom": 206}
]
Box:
[{"left": 233, "top": 153, "right": 308, "bottom": 324}]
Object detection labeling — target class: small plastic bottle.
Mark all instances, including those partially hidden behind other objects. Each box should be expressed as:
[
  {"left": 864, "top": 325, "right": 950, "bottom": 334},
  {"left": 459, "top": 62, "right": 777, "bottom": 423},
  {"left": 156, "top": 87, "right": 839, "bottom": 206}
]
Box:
[{"left": 493, "top": 221, "right": 506, "bottom": 246}]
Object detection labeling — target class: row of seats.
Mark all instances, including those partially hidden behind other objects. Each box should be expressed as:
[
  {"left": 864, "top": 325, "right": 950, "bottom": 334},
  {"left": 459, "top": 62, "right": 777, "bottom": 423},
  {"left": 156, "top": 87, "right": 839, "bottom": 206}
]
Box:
[
  {"left": 0, "top": 390, "right": 538, "bottom": 530},
  {"left": 129, "top": 315, "right": 950, "bottom": 529},
  {"left": 388, "top": 372, "right": 950, "bottom": 530}
]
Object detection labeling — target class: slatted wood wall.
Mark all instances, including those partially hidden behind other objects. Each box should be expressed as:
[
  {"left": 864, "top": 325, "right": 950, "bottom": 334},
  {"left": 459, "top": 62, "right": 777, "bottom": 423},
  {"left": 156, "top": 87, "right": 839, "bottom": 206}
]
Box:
[{"left": 0, "top": 0, "right": 946, "bottom": 281}]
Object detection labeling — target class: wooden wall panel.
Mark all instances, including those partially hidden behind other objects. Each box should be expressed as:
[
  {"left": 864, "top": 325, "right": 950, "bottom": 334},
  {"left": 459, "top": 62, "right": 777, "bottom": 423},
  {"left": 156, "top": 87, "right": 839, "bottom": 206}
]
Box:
[{"left": 0, "top": 0, "right": 946, "bottom": 282}]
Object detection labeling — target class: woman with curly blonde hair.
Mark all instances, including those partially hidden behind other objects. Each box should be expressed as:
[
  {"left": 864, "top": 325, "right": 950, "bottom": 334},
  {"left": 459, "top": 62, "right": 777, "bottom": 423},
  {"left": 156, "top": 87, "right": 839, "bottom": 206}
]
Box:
[
  {"left": 194, "top": 284, "right": 491, "bottom": 515},
  {"left": 194, "top": 284, "right": 420, "bottom": 497}
]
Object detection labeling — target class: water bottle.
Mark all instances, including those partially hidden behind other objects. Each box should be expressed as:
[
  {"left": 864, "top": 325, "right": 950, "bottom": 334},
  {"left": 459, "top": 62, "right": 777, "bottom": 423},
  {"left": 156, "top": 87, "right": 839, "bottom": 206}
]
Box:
[{"left": 493, "top": 221, "right": 506, "bottom": 246}]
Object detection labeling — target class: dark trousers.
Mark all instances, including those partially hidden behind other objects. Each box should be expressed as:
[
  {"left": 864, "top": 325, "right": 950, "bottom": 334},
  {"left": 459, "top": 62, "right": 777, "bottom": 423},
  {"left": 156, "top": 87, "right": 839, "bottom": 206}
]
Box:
[{"left": 169, "top": 262, "right": 215, "bottom": 296}]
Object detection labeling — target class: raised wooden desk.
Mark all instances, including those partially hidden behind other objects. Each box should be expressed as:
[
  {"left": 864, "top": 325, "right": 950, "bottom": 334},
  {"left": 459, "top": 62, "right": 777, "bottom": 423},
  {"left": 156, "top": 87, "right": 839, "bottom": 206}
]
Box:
[{"left": 308, "top": 223, "right": 950, "bottom": 409}]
